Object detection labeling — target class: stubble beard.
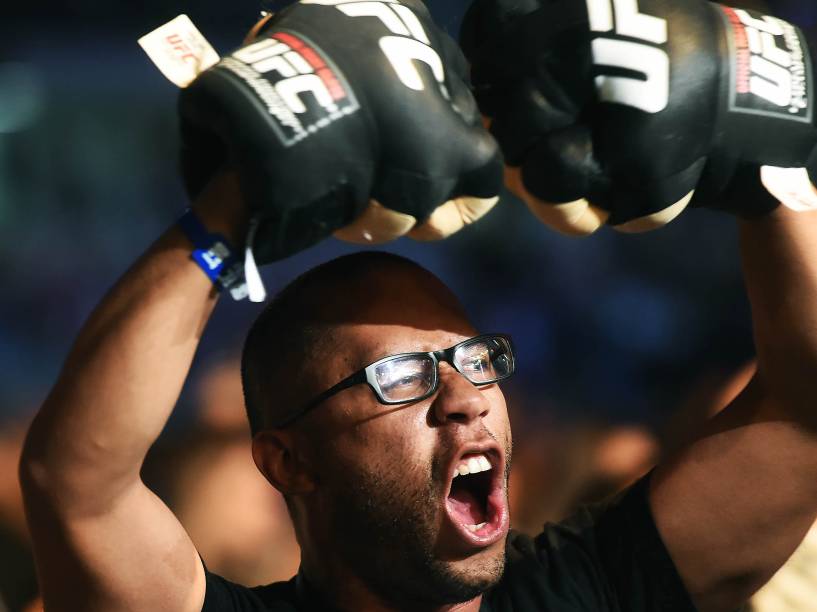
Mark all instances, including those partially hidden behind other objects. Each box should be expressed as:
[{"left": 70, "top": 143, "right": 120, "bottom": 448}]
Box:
[{"left": 326, "top": 454, "right": 508, "bottom": 608}]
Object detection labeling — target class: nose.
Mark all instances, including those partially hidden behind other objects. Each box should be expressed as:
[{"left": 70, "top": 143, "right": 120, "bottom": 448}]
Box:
[{"left": 431, "top": 363, "right": 491, "bottom": 425}]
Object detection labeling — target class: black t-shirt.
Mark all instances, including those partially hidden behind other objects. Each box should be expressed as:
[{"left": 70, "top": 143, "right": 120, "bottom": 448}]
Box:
[{"left": 202, "top": 478, "right": 696, "bottom": 611}]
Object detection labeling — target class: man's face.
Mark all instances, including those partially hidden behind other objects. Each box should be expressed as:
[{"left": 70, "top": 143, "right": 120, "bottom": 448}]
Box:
[{"left": 298, "top": 301, "right": 513, "bottom": 607}]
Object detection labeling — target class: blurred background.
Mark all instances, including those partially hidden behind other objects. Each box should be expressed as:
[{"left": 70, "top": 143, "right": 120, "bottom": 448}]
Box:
[{"left": 2, "top": 0, "right": 817, "bottom": 611}]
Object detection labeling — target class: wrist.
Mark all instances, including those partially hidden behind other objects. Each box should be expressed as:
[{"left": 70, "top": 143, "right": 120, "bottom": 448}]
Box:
[
  {"left": 190, "top": 172, "right": 249, "bottom": 245},
  {"left": 178, "top": 210, "right": 249, "bottom": 301},
  {"left": 182, "top": 172, "right": 267, "bottom": 303}
]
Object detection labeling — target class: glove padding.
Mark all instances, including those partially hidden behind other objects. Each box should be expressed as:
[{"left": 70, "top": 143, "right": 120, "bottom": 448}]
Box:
[
  {"left": 180, "top": 0, "right": 502, "bottom": 263},
  {"left": 461, "top": 0, "right": 817, "bottom": 236}
]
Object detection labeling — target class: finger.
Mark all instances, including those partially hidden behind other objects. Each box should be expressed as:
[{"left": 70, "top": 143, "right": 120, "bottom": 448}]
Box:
[
  {"left": 333, "top": 200, "right": 417, "bottom": 245},
  {"left": 352, "top": 136, "right": 501, "bottom": 245},
  {"left": 519, "top": 124, "right": 597, "bottom": 204},
  {"left": 490, "top": 80, "right": 574, "bottom": 166},
  {"left": 509, "top": 124, "right": 608, "bottom": 236},
  {"left": 373, "top": 165, "right": 459, "bottom": 221},
  {"left": 447, "top": 74, "right": 481, "bottom": 129},
  {"left": 460, "top": 0, "right": 542, "bottom": 63},
  {"left": 407, "top": 131, "right": 503, "bottom": 241},
  {"left": 455, "top": 135, "right": 504, "bottom": 199},
  {"left": 506, "top": 166, "right": 608, "bottom": 236},
  {"left": 611, "top": 191, "right": 694, "bottom": 234},
  {"left": 408, "top": 196, "right": 499, "bottom": 241},
  {"left": 435, "top": 26, "right": 471, "bottom": 84}
]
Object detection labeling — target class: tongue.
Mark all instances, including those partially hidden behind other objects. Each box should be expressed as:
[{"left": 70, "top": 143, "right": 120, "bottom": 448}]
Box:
[{"left": 447, "top": 487, "right": 487, "bottom": 525}]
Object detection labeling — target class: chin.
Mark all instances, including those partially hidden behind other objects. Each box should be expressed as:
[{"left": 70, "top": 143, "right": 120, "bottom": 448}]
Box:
[
  {"left": 430, "top": 542, "right": 507, "bottom": 603},
  {"left": 367, "top": 539, "right": 507, "bottom": 607}
]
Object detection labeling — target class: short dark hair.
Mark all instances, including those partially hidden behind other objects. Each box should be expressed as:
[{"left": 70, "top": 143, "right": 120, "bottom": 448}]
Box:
[{"left": 241, "top": 252, "right": 440, "bottom": 435}]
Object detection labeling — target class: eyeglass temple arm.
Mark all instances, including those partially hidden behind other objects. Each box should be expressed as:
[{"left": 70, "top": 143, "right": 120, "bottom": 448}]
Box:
[{"left": 274, "top": 370, "right": 368, "bottom": 428}]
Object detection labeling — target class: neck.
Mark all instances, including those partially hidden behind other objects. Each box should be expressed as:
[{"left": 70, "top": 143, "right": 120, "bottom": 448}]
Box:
[{"left": 297, "top": 555, "right": 483, "bottom": 612}]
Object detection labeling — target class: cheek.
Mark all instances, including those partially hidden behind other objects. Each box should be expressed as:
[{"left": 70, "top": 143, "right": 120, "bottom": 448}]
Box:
[
  {"left": 484, "top": 387, "right": 511, "bottom": 432},
  {"left": 325, "top": 407, "right": 436, "bottom": 479},
  {"left": 483, "top": 389, "right": 513, "bottom": 466}
]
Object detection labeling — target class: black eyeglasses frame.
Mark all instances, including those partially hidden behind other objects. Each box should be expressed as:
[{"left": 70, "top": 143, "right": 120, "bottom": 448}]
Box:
[{"left": 273, "top": 333, "right": 514, "bottom": 428}]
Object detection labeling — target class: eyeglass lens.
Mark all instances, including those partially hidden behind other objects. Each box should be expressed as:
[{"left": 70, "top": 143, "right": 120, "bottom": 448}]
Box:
[
  {"left": 454, "top": 336, "right": 513, "bottom": 384},
  {"left": 374, "top": 355, "right": 436, "bottom": 402}
]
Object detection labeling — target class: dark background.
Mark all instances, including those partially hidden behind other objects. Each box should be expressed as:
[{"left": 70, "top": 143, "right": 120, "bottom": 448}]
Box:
[{"left": 0, "top": 0, "right": 814, "bottom": 428}]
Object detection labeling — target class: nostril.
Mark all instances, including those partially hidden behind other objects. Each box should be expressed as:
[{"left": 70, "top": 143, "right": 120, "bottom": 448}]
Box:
[{"left": 447, "top": 412, "right": 470, "bottom": 423}]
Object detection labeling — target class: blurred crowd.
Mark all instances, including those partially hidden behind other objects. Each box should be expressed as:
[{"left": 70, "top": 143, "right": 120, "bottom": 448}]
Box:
[{"left": 4, "top": 0, "right": 817, "bottom": 611}]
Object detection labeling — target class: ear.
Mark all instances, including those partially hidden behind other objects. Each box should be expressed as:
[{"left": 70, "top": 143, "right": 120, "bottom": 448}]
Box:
[{"left": 252, "top": 429, "right": 316, "bottom": 495}]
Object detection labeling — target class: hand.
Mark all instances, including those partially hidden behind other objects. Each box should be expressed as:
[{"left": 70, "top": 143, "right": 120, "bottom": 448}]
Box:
[
  {"left": 179, "top": 0, "right": 502, "bottom": 264},
  {"left": 461, "top": 0, "right": 817, "bottom": 235}
]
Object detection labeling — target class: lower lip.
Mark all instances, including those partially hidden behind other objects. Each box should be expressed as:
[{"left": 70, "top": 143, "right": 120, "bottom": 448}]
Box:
[{"left": 444, "top": 485, "right": 509, "bottom": 548}]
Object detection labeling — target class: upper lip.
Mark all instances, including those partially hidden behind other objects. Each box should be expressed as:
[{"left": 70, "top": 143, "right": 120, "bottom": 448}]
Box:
[{"left": 443, "top": 438, "right": 504, "bottom": 496}]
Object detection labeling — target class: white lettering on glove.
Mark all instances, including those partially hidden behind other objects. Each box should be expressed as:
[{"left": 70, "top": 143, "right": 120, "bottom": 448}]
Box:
[
  {"left": 233, "top": 39, "right": 338, "bottom": 114},
  {"left": 302, "top": 0, "right": 448, "bottom": 98},
  {"left": 721, "top": 6, "right": 811, "bottom": 120},
  {"left": 586, "top": 0, "right": 670, "bottom": 114},
  {"left": 736, "top": 9, "right": 801, "bottom": 110}
]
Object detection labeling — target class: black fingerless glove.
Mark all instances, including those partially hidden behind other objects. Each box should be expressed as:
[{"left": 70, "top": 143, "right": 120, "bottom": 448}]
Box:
[
  {"left": 462, "top": 0, "right": 817, "bottom": 234},
  {"left": 181, "top": 0, "right": 503, "bottom": 264}
]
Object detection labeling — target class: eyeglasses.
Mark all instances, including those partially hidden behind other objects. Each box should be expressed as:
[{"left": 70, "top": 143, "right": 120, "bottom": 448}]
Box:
[{"left": 274, "top": 334, "right": 515, "bottom": 427}]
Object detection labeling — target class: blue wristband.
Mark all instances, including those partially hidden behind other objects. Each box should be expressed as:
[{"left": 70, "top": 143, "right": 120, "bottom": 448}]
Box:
[{"left": 178, "top": 210, "right": 249, "bottom": 301}]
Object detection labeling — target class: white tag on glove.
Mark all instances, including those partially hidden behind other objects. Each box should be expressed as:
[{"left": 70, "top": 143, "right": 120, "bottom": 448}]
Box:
[{"left": 138, "top": 15, "right": 220, "bottom": 88}]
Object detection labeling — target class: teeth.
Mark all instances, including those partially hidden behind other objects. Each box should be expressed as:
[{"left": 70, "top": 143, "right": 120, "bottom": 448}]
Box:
[
  {"left": 467, "top": 522, "right": 488, "bottom": 532},
  {"left": 452, "top": 453, "right": 493, "bottom": 479}
]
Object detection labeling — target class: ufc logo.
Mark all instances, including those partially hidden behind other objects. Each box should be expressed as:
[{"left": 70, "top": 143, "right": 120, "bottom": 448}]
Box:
[
  {"left": 233, "top": 38, "right": 338, "bottom": 114},
  {"left": 586, "top": 0, "right": 670, "bottom": 114},
  {"left": 734, "top": 9, "right": 798, "bottom": 109},
  {"left": 165, "top": 34, "right": 197, "bottom": 64},
  {"left": 303, "top": 0, "right": 448, "bottom": 97}
]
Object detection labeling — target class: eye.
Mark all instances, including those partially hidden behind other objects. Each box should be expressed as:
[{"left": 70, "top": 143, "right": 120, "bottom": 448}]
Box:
[
  {"left": 383, "top": 372, "right": 426, "bottom": 391},
  {"left": 455, "top": 338, "right": 515, "bottom": 383},
  {"left": 374, "top": 356, "right": 435, "bottom": 402},
  {"left": 460, "top": 348, "right": 494, "bottom": 375}
]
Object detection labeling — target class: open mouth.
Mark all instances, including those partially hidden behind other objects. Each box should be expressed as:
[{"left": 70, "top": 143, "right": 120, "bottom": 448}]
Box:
[{"left": 444, "top": 449, "right": 509, "bottom": 547}]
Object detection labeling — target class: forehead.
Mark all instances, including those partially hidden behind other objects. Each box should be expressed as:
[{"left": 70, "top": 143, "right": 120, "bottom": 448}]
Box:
[
  {"left": 325, "top": 302, "right": 475, "bottom": 371},
  {"left": 340, "top": 322, "right": 477, "bottom": 365},
  {"left": 304, "top": 260, "right": 477, "bottom": 376}
]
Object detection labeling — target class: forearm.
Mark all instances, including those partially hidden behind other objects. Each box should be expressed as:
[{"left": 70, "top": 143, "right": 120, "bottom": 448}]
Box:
[
  {"left": 21, "top": 174, "right": 245, "bottom": 514},
  {"left": 740, "top": 205, "right": 817, "bottom": 422}
]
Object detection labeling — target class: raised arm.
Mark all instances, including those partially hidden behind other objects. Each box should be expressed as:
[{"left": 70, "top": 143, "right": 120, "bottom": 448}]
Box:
[
  {"left": 19, "top": 174, "right": 246, "bottom": 612},
  {"left": 21, "top": 5, "right": 502, "bottom": 611},
  {"left": 650, "top": 206, "right": 817, "bottom": 611},
  {"left": 461, "top": 0, "right": 817, "bottom": 608}
]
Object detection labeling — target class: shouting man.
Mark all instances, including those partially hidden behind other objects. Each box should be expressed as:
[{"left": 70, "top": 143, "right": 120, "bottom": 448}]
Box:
[{"left": 20, "top": 0, "right": 817, "bottom": 611}]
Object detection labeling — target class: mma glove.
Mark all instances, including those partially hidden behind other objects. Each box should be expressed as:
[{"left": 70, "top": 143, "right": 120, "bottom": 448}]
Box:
[
  {"left": 461, "top": 0, "right": 817, "bottom": 235},
  {"left": 180, "top": 0, "right": 502, "bottom": 265}
]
